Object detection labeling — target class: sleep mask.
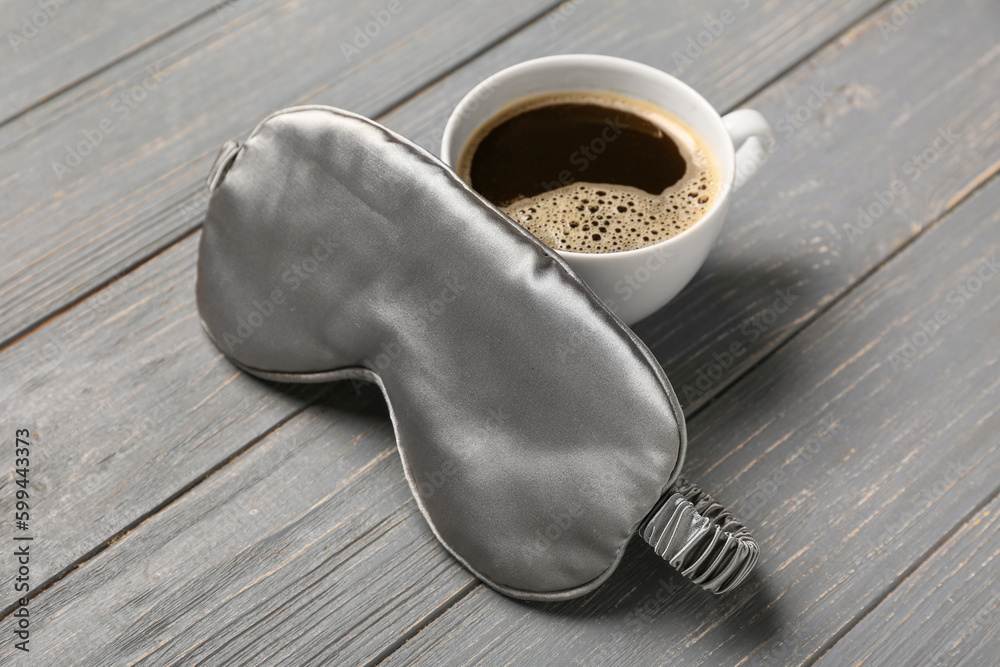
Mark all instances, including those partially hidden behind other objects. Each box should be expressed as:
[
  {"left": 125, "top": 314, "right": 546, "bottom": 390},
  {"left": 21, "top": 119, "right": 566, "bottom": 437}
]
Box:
[{"left": 195, "top": 106, "right": 759, "bottom": 601}]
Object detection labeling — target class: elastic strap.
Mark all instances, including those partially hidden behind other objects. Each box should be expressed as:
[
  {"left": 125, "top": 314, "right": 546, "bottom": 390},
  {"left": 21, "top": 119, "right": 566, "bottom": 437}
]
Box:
[{"left": 640, "top": 476, "right": 759, "bottom": 594}]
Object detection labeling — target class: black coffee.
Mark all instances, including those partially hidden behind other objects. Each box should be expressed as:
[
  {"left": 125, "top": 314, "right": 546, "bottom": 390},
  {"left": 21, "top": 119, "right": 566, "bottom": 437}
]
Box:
[{"left": 457, "top": 91, "right": 720, "bottom": 253}]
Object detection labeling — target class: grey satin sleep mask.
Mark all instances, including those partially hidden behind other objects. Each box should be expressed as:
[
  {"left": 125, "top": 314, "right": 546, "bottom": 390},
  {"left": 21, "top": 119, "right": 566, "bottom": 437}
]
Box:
[{"left": 195, "top": 105, "right": 758, "bottom": 601}]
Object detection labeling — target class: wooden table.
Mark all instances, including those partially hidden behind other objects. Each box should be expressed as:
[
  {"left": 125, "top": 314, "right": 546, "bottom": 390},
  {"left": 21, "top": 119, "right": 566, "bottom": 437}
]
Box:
[{"left": 2, "top": 0, "right": 998, "bottom": 664}]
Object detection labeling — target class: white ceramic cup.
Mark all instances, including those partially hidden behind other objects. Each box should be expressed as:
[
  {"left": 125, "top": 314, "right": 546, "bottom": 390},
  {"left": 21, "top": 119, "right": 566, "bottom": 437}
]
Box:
[{"left": 441, "top": 54, "right": 773, "bottom": 325}]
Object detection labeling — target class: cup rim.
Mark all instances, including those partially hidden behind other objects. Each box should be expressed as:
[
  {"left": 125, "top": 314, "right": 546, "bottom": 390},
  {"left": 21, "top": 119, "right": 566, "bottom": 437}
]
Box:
[{"left": 442, "top": 54, "right": 736, "bottom": 260}]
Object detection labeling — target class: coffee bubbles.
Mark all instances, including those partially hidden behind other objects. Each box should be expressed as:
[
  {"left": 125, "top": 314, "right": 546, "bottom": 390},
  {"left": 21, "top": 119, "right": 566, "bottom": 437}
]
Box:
[{"left": 458, "top": 91, "right": 721, "bottom": 254}]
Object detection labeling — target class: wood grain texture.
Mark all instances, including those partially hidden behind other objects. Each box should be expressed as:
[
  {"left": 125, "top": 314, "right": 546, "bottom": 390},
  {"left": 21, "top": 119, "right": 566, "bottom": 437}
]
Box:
[
  {"left": 385, "top": 0, "right": 885, "bottom": 153},
  {"left": 0, "top": 0, "right": 554, "bottom": 615},
  {"left": 0, "top": 0, "right": 884, "bottom": 350},
  {"left": 0, "top": 0, "right": 216, "bottom": 121},
  {"left": 0, "top": 235, "right": 325, "bottom": 602},
  {"left": 0, "top": 0, "right": 906, "bottom": 660},
  {"left": 383, "top": 0, "right": 1000, "bottom": 417},
  {"left": 3, "top": 0, "right": 998, "bottom": 663},
  {"left": 818, "top": 495, "right": 1000, "bottom": 666},
  {"left": 0, "top": 390, "right": 478, "bottom": 666},
  {"left": 385, "top": 143, "right": 1000, "bottom": 667},
  {"left": 0, "top": 0, "right": 891, "bottom": 624},
  {"left": 0, "top": 0, "right": 559, "bottom": 347}
]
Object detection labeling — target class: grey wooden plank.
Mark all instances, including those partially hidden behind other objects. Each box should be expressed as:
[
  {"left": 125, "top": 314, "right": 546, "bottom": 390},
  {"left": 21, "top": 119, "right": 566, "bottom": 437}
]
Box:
[
  {"left": 0, "top": 0, "right": 560, "bottom": 606},
  {"left": 0, "top": 235, "right": 324, "bottom": 598},
  {"left": 0, "top": 0, "right": 890, "bottom": 617},
  {"left": 0, "top": 0, "right": 883, "bottom": 351},
  {"left": 3, "top": 0, "right": 996, "bottom": 660},
  {"left": 818, "top": 495, "right": 1000, "bottom": 667},
  {"left": 381, "top": 0, "right": 1000, "bottom": 416},
  {"left": 0, "top": 389, "right": 477, "bottom": 666},
  {"left": 0, "top": 0, "right": 902, "bottom": 658},
  {"left": 0, "top": 0, "right": 217, "bottom": 122},
  {"left": 0, "top": 0, "right": 559, "bottom": 347},
  {"left": 383, "top": 144, "right": 1000, "bottom": 666},
  {"left": 386, "top": 0, "right": 885, "bottom": 153}
]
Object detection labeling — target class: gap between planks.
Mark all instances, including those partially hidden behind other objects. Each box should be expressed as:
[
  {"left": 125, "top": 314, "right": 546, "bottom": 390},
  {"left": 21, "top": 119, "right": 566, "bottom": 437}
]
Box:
[
  {"left": 3, "top": 0, "right": 990, "bottom": 638},
  {"left": 807, "top": 480, "right": 1000, "bottom": 666},
  {"left": 2, "top": 1, "right": 239, "bottom": 131},
  {"left": 0, "top": 0, "right": 567, "bottom": 356},
  {"left": 6, "top": 0, "right": 997, "bottom": 657}
]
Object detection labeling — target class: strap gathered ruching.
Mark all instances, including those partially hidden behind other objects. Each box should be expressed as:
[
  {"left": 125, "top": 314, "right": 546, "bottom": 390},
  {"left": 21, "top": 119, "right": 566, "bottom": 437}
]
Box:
[{"left": 640, "top": 476, "right": 759, "bottom": 594}]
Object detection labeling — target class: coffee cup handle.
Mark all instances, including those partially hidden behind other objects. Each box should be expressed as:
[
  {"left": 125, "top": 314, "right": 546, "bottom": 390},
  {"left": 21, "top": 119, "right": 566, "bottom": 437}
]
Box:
[{"left": 722, "top": 109, "right": 774, "bottom": 190}]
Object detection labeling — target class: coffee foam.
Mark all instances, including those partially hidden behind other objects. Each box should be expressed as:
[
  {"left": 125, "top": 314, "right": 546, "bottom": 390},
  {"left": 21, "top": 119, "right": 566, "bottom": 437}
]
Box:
[
  {"left": 504, "top": 175, "right": 716, "bottom": 253},
  {"left": 459, "top": 91, "right": 721, "bottom": 254}
]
